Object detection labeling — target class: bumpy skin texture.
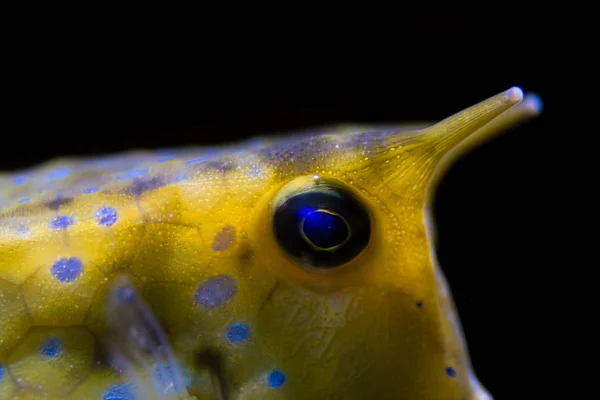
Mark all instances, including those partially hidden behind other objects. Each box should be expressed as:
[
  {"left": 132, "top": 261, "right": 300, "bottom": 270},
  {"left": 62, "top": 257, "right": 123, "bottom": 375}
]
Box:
[{"left": 0, "top": 88, "right": 538, "bottom": 400}]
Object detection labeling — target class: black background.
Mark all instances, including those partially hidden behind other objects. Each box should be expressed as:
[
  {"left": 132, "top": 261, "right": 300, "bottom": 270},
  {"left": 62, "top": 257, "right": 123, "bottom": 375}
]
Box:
[{"left": 3, "top": 15, "right": 558, "bottom": 399}]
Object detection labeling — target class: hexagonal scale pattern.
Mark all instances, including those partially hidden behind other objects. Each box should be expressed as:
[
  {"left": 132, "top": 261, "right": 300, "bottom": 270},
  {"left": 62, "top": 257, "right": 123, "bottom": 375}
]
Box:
[
  {"left": 66, "top": 367, "right": 126, "bottom": 399},
  {"left": 7, "top": 326, "right": 95, "bottom": 397},
  {"left": 22, "top": 253, "right": 106, "bottom": 326},
  {"left": 0, "top": 279, "right": 31, "bottom": 360}
]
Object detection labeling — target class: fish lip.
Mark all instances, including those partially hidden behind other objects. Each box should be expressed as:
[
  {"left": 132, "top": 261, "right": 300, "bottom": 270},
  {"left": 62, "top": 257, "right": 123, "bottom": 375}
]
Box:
[{"left": 195, "top": 348, "right": 230, "bottom": 400}]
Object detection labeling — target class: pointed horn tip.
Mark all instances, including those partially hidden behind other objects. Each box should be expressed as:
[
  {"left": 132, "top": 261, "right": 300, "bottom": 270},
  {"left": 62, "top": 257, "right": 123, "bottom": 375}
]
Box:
[
  {"left": 523, "top": 92, "right": 544, "bottom": 114},
  {"left": 505, "top": 86, "right": 524, "bottom": 104}
]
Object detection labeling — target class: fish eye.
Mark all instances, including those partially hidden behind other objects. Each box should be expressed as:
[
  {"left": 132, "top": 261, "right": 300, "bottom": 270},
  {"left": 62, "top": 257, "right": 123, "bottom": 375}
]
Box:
[{"left": 272, "top": 179, "right": 371, "bottom": 268}]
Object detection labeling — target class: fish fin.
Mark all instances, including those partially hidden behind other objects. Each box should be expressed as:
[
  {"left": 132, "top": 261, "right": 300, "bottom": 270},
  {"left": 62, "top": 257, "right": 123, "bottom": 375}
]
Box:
[{"left": 104, "top": 275, "right": 194, "bottom": 399}]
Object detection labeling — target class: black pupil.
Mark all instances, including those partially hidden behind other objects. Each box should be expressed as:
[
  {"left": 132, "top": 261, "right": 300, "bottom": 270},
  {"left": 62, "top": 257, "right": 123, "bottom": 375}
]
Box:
[
  {"left": 301, "top": 210, "right": 349, "bottom": 249},
  {"left": 273, "top": 188, "right": 370, "bottom": 268}
]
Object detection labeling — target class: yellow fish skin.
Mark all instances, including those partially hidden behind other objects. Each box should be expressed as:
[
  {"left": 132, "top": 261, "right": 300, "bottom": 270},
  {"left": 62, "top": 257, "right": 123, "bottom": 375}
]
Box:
[{"left": 0, "top": 87, "right": 541, "bottom": 400}]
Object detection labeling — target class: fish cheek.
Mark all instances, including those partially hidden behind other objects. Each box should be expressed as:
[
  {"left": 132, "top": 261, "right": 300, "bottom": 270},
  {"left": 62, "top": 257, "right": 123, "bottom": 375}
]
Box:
[
  {"left": 255, "top": 282, "right": 416, "bottom": 398},
  {"left": 246, "top": 175, "right": 440, "bottom": 397}
]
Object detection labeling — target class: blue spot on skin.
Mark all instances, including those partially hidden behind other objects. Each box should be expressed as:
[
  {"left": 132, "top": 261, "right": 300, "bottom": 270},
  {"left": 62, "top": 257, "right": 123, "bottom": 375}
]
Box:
[
  {"left": 14, "top": 175, "right": 27, "bottom": 185},
  {"left": 226, "top": 322, "right": 250, "bottom": 344},
  {"left": 49, "top": 215, "right": 74, "bottom": 230},
  {"left": 195, "top": 275, "right": 237, "bottom": 310},
  {"left": 51, "top": 257, "right": 83, "bottom": 283},
  {"left": 266, "top": 369, "right": 286, "bottom": 388},
  {"left": 84, "top": 186, "right": 99, "bottom": 194},
  {"left": 47, "top": 168, "right": 71, "bottom": 180},
  {"left": 0, "top": 362, "right": 4, "bottom": 381},
  {"left": 19, "top": 197, "right": 30, "bottom": 204},
  {"left": 96, "top": 206, "right": 119, "bottom": 227},
  {"left": 40, "top": 337, "right": 62, "bottom": 358},
  {"left": 445, "top": 366, "right": 457, "bottom": 378},
  {"left": 103, "top": 383, "right": 136, "bottom": 400}
]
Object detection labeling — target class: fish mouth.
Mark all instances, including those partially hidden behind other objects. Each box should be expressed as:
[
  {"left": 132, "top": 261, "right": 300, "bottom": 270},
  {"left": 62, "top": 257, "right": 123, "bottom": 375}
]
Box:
[{"left": 194, "top": 348, "right": 230, "bottom": 400}]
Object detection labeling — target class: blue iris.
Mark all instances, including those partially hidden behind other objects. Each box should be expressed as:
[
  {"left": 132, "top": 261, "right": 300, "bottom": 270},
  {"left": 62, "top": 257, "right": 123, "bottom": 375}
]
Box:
[
  {"left": 301, "top": 209, "right": 349, "bottom": 249},
  {"left": 273, "top": 189, "right": 371, "bottom": 268}
]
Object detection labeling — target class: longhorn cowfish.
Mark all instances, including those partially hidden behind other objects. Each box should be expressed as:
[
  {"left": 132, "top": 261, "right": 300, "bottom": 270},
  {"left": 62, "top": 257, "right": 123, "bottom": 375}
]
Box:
[{"left": 0, "top": 88, "right": 542, "bottom": 399}]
